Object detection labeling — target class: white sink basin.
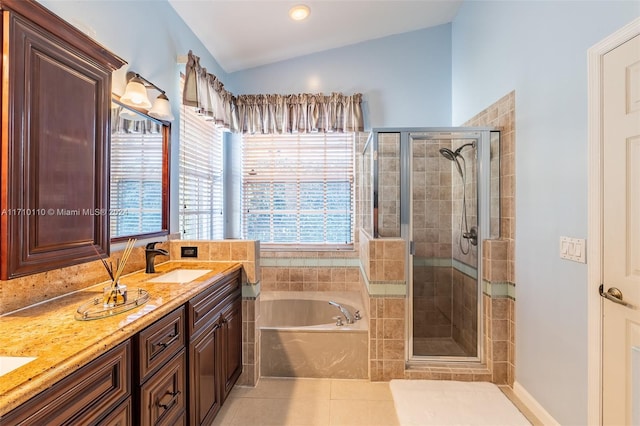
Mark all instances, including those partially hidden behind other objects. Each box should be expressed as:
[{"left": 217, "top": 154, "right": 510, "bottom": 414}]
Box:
[
  {"left": 0, "top": 356, "right": 36, "bottom": 377},
  {"left": 147, "top": 269, "right": 212, "bottom": 284}
]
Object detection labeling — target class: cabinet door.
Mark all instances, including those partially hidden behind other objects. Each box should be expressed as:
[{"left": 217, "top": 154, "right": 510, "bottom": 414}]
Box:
[
  {"left": 221, "top": 297, "right": 243, "bottom": 401},
  {"left": 189, "top": 319, "right": 222, "bottom": 426},
  {"left": 1, "top": 10, "right": 111, "bottom": 279},
  {"left": 139, "top": 350, "right": 186, "bottom": 426}
]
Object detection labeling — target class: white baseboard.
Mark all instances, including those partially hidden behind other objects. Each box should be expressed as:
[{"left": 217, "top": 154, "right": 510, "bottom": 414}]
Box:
[{"left": 513, "top": 381, "right": 560, "bottom": 426}]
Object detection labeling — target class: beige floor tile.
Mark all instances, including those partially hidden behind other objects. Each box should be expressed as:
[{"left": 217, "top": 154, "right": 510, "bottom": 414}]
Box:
[
  {"left": 222, "top": 397, "right": 330, "bottom": 425},
  {"left": 232, "top": 377, "right": 332, "bottom": 400},
  {"left": 329, "top": 400, "right": 399, "bottom": 426},
  {"left": 329, "top": 379, "right": 393, "bottom": 401}
]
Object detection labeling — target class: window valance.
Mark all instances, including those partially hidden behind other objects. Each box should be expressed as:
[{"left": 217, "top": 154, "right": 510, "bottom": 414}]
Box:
[{"left": 182, "top": 51, "right": 364, "bottom": 134}]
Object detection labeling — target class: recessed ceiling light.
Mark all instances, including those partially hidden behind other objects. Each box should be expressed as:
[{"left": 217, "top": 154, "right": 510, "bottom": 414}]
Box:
[{"left": 289, "top": 4, "right": 310, "bottom": 21}]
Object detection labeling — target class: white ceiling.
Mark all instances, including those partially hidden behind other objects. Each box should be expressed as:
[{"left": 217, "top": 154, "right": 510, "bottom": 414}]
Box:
[{"left": 168, "top": 0, "right": 463, "bottom": 73}]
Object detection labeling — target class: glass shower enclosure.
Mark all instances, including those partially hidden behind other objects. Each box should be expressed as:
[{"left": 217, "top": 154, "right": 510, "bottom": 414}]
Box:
[{"left": 363, "top": 128, "right": 500, "bottom": 362}]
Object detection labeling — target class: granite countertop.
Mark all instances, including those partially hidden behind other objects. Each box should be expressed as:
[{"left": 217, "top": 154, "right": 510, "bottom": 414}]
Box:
[{"left": 0, "top": 260, "right": 242, "bottom": 417}]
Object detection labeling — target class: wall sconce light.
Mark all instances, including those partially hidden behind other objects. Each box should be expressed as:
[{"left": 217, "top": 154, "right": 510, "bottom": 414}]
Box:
[
  {"left": 120, "top": 72, "right": 174, "bottom": 121},
  {"left": 148, "top": 93, "right": 175, "bottom": 121}
]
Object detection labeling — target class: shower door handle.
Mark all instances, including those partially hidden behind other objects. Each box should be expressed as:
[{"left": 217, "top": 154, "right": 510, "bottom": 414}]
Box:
[{"left": 409, "top": 241, "right": 415, "bottom": 255}]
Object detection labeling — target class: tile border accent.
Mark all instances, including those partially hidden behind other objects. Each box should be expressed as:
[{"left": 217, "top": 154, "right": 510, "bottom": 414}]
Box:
[
  {"left": 260, "top": 257, "right": 360, "bottom": 268},
  {"left": 482, "top": 280, "right": 516, "bottom": 299},
  {"left": 242, "top": 281, "right": 261, "bottom": 299},
  {"left": 359, "top": 263, "right": 406, "bottom": 296}
]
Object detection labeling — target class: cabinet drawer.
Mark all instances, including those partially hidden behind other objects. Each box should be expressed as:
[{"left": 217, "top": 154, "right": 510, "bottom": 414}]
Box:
[
  {"left": 2, "top": 340, "right": 130, "bottom": 426},
  {"left": 188, "top": 270, "right": 241, "bottom": 338},
  {"left": 97, "top": 397, "right": 132, "bottom": 425},
  {"left": 139, "top": 349, "right": 187, "bottom": 426},
  {"left": 136, "top": 306, "right": 185, "bottom": 384}
]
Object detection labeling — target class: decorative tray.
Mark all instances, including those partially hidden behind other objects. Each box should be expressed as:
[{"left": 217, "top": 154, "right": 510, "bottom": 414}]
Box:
[{"left": 75, "top": 288, "right": 149, "bottom": 321}]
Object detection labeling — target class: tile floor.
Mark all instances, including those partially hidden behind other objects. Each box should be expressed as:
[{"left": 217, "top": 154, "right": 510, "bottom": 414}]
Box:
[{"left": 213, "top": 378, "right": 400, "bottom": 426}]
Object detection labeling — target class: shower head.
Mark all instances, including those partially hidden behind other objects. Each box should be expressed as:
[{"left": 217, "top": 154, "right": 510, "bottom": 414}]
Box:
[
  {"left": 439, "top": 147, "right": 464, "bottom": 176},
  {"left": 439, "top": 147, "right": 457, "bottom": 161}
]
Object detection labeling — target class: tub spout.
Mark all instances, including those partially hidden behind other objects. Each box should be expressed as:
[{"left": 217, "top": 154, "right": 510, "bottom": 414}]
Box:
[{"left": 329, "top": 301, "right": 354, "bottom": 324}]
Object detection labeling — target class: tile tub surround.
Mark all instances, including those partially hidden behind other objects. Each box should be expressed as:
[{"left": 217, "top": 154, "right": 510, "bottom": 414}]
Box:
[
  {"left": 260, "top": 291, "right": 368, "bottom": 379},
  {"left": 0, "top": 261, "right": 242, "bottom": 416}
]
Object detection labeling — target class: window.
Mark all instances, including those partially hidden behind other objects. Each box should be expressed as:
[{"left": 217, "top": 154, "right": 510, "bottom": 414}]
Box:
[
  {"left": 179, "top": 100, "right": 224, "bottom": 240},
  {"left": 242, "top": 133, "right": 354, "bottom": 249},
  {"left": 110, "top": 102, "right": 169, "bottom": 241}
]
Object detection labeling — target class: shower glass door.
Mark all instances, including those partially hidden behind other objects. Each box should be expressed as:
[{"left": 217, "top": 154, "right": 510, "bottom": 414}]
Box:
[{"left": 409, "top": 131, "right": 485, "bottom": 361}]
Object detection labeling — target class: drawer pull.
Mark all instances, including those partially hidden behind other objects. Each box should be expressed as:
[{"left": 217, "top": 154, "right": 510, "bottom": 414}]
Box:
[
  {"left": 157, "top": 390, "right": 181, "bottom": 410},
  {"left": 154, "top": 333, "right": 179, "bottom": 349}
]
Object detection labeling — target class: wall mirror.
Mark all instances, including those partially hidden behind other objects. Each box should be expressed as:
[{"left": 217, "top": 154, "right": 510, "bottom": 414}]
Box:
[{"left": 110, "top": 97, "right": 170, "bottom": 242}]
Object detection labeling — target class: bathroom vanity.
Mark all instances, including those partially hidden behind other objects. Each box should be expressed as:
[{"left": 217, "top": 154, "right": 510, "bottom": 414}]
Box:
[{"left": 0, "top": 262, "right": 242, "bottom": 425}]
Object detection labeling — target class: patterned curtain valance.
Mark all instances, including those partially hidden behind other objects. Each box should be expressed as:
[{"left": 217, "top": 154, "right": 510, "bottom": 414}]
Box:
[
  {"left": 182, "top": 51, "right": 364, "bottom": 134},
  {"left": 182, "top": 50, "right": 237, "bottom": 130},
  {"left": 235, "top": 92, "right": 363, "bottom": 134}
]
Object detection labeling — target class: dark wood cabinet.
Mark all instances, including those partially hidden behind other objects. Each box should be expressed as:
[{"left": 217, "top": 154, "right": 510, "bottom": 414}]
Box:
[
  {"left": 187, "top": 270, "right": 242, "bottom": 425},
  {"left": 2, "top": 272, "right": 243, "bottom": 426},
  {"left": 2, "top": 340, "right": 131, "bottom": 425},
  {"left": 189, "top": 315, "right": 223, "bottom": 424},
  {"left": 138, "top": 350, "right": 187, "bottom": 426},
  {"left": 134, "top": 307, "right": 187, "bottom": 425},
  {"left": 0, "top": 0, "right": 126, "bottom": 279},
  {"left": 221, "top": 297, "right": 243, "bottom": 401}
]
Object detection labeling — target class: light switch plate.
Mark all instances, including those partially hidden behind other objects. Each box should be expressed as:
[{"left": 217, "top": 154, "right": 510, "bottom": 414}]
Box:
[{"left": 559, "top": 236, "right": 586, "bottom": 263}]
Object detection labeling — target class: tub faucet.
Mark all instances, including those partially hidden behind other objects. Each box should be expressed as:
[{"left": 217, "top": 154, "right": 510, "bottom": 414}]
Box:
[
  {"left": 145, "top": 242, "right": 169, "bottom": 273},
  {"left": 329, "top": 301, "right": 354, "bottom": 324}
]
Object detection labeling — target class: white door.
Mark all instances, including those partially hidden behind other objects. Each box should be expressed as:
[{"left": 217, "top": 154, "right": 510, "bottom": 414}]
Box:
[{"left": 602, "top": 33, "right": 640, "bottom": 426}]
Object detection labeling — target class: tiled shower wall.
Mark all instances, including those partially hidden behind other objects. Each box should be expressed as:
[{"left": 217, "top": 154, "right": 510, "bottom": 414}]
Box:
[{"left": 467, "top": 91, "right": 516, "bottom": 385}]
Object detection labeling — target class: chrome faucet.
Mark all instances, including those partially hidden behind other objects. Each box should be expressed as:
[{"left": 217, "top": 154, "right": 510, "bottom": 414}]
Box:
[
  {"left": 145, "top": 242, "right": 169, "bottom": 273},
  {"left": 329, "top": 301, "right": 354, "bottom": 324}
]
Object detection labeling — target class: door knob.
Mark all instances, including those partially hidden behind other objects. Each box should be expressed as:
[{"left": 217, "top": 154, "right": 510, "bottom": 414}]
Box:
[{"left": 600, "top": 284, "right": 636, "bottom": 309}]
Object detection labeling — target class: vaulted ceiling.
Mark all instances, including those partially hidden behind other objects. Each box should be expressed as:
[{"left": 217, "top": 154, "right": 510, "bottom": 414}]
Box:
[{"left": 168, "top": 0, "right": 463, "bottom": 73}]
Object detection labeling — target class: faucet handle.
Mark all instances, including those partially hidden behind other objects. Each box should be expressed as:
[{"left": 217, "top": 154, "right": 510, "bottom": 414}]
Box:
[
  {"left": 354, "top": 310, "right": 362, "bottom": 321},
  {"left": 333, "top": 316, "right": 344, "bottom": 326},
  {"left": 146, "top": 241, "right": 160, "bottom": 250}
]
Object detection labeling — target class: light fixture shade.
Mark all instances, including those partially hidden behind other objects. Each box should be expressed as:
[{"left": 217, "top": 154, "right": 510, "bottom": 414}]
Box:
[
  {"left": 148, "top": 93, "right": 174, "bottom": 121},
  {"left": 120, "top": 76, "right": 152, "bottom": 109},
  {"left": 119, "top": 108, "right": 146, "bottom": 122}
]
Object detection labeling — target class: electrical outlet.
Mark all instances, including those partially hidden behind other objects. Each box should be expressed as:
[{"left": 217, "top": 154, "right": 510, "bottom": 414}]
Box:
[
  {"left": 181, "top": 246, "right": 198, "bottom": 258},
  {"left": 559, "top": 236, "right": 586, "bottom": 263}
]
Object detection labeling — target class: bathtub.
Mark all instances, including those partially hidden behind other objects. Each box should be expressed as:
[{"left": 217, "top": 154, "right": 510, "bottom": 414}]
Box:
[{"left": 260, "top": 291, "right": 368, "bottom": 379}]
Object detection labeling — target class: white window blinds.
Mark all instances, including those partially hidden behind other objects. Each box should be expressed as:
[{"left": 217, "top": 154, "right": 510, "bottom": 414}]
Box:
[
  {"left": 242, "top": 133, "right": 354, "bottom": 248},
  {"left": 179, "top": 103, "right": 224, "bottom": 240}
]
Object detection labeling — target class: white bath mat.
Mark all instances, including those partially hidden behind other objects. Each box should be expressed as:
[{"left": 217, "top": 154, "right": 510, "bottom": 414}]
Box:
[{"left": 389, "top": 380, "right": 531, "bottom": 426}]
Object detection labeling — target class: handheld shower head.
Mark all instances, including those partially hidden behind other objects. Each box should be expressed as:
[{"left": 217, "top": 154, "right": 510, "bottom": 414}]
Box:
[
  {"left": 439, "top": 147, "right": 457, "bottom": 161},
  {"left": 439, "top": 147, "right": 464, "bottom": 176}
]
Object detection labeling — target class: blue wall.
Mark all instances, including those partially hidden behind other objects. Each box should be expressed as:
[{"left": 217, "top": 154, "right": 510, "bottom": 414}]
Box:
[
  {"left": 227, "top": 25, "right": 453, "bottom": 129},
  {"left": 452, "top": 1, "right": 639, "bottom": 424}
]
